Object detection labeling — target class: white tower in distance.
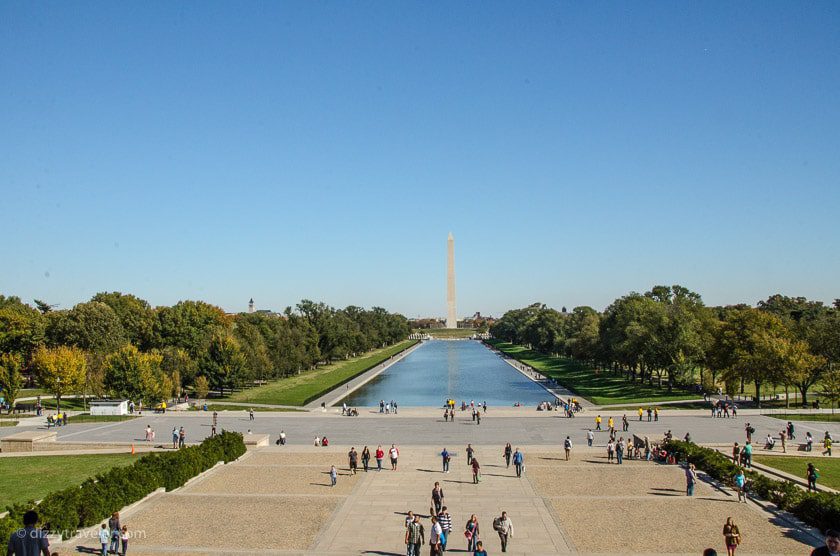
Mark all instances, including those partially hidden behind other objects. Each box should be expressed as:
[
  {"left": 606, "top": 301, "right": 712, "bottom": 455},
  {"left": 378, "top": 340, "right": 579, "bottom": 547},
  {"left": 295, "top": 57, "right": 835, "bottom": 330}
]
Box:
[
  {"left": 446, "top": 233, "right": 457, "bottom": 328},
  {"left": 248, "top": 298, "right": 255, "bottom": 314}
]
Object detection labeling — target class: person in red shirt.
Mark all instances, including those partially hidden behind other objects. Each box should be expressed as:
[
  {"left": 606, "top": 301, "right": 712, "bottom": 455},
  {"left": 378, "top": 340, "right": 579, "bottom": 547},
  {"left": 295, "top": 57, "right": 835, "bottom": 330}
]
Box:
[{"left": 375, "top": 445, "right": 385, "bottom": 471}]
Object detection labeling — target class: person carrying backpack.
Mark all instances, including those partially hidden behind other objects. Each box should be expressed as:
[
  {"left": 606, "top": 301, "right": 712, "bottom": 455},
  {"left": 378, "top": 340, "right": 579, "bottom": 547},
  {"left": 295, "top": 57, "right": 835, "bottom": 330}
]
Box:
[
  {"left": 564, "top": 436, "right": 572, "bottom": 461},
  {"left": 493, "top": 511, "right": 514, "bottom": 552}
]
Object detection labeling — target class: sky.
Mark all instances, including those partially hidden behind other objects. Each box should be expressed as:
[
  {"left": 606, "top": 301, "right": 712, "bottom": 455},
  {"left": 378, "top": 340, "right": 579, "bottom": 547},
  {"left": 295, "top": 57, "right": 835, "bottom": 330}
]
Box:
[{"left": 1, "top": 2, "right": 839, "bottom": 318}]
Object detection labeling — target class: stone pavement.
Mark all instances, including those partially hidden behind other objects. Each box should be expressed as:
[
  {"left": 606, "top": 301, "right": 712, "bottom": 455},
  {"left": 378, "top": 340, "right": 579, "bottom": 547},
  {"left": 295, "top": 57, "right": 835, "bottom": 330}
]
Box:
[{"left": 54, "top": 445, "right": 819, "bottom": 555}]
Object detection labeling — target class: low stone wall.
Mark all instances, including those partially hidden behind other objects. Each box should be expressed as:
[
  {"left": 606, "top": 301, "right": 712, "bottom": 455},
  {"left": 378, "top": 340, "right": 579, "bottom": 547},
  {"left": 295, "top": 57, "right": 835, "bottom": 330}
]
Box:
[{"left": 0, "top": 430, "right": 57, "bottom": 452}]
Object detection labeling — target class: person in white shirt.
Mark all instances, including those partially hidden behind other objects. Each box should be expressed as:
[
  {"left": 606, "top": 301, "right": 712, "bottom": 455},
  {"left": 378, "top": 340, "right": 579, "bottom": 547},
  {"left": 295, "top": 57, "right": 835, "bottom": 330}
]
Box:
[
  {"left": 564, "top": 436, "right": 573, "bottom": 461},
  {"left": 389, "top": 444, "right": 400, "bottom": 470},
  {"left": 98, "top": 523, "right": 110, "bottom": 556},
  {"left": 587, "top": 429, "right": 594, "bottom": 447},
  {"left": 495, "top": 511, "right": 514, "bottom": 552}
]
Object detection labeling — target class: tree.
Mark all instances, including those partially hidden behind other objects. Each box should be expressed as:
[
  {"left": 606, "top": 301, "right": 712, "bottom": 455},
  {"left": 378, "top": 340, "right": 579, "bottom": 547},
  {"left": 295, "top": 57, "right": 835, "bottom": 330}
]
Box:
[
  {"left": 201, "top": 331, "right": 247, "bottom": 395},
  {"left": 158, "top": 346, "right": 197, "bottom": 390},
  {"left": 103, "top": 345, "right": 166, "bottom": 404},
  {"left": 193, "top": 375, "right": 210, "bottom": 399},
  {"left": 0, "top": 353, "right": 23, "bottom": 413},
  {"left": 30, "top": 345, "right": 87, "bottom": 412},
  {"left": 0, "top": 303, "right": 45, "bottom": 362},
  {"left": 780, "top": 338, "right": 826, "bottom": 407},
  {"left": 46, "top": 301, "right": 127, "bottom": 354},
  {"left": 155, "top": 301, "right": 231, "bottom": 358},
  {"left": 821, "top": 368, "right": 840, "bottom": 414},
  {"left": 91, "top": 292, "right": 156, "bottom": 350},
  {"left": 719, "top": 308, "right": 791, "bottom": 408}
]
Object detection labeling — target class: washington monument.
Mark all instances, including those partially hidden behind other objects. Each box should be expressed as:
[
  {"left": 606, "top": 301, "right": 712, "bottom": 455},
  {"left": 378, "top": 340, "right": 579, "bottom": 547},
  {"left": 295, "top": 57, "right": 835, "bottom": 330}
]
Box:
[{"left": 446, "top": 232, "right": 457, "bottom": 328}]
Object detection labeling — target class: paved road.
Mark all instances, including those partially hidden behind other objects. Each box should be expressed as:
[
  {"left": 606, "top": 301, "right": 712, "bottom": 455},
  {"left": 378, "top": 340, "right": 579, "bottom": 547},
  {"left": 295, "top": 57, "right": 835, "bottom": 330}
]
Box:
[{"left": 3, "top": 410, "right": 838, "bottom": 449}]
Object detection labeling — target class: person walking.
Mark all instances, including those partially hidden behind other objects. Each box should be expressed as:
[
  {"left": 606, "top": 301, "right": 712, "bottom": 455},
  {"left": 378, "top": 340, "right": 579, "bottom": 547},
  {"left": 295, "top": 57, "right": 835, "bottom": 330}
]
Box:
[
  {"left": 622, "top": 414, "right": 629, "bottom": 432},
  {"left": 595, "top": 414, "right": 602, "bottom": 430},
  {"left": 441, "top": 448, "right": 451, "bottom": 473},
  {"left": 348, "top": 447, "right": 358, "bottom": 475},
  {"left": 438, "top": 507, "right": 452, "bottom": 552},
  {"left": 787, "top": 421, "right": 795, "bottom": 440},
  {"left": 329, "top": 465, "right": 337, "bottom": 487},
  {"left": 473, "top": 540, "right": 487, "bottom": 556},
  {"left": 638, "top": 407, "right": 644, "bottom": 421},
  {"left": 806, "top": 431, "right": 814, "bottom": 452},
  {"left": 723, "top": 517, "right": 741, "bottom": 556},
  {"left": 734, "top": 467, "right": 747, "bottom": 502},
  {"left": 98, "top": 523, "right": 110, "bottom": 556},
  {"left": 780, "top": 430, "right": 787, "bottom": 453},
  {"left": 823, "top": 435, "right": 833, "bottom": 457},
  {"left": 361, "top": 446, "right": 370, "bottom": 472},
  {"left": 608, "top": 416, "right": 615, "bottom": 434},
  {"left": 503, "top": 443, "right": 512, "bottom": 468},
  {"left": 607, "top": 440, "right": 615, "bottom": 463},
  {"left": 686, "top": 463, "right": 697, "bottom": 496},
  {"left": 512, "top": 448, "right": 524, "bottom": 478},
  {"left": 494, "top": 511, "right": 513, "bottom": 552},
  {"left": 6, "top": 510, "right": 51, "bottom": 556},
  {"left": 732, "top": 442, "right": 741, "bottom": 464},
  {"left": 249, "top": 408, "right": 254, "bottom": 421},
  {"left": 178, "top": 427, "right": 185, "bottom": 448},
  {"left": 564, "top": 436, "right": 572, "bottom": 461},
  {"left": 742, "top": 441, "right": 752, "bottom": 468},
  {"left": 108, "top": 512, "right": 121, "bottom": 554},
  {"left": 807, "top": 462, "right": 820, "bottom": 492},
  {"left": 405, "top": 514, "right": 425, "bottom": 556},
  {"left": 120, "top": 525, "right": 129, "bottom": 556},
  {"left": 171, "top": 427, "right": 178, "bottom": 449},
  {"left": 465, "top": 514, "right": 480, "bottom": 553},
  {"left": 376, "top": 445, "right": 384, "bottom": 471},
  {"left": 476, "top": 411, "right": 481, "bottom": 425},
  {"left": 279, "top": 430, "right": 286, "bottom": 446},
  {"left": 430, "top": 516, "right": 443, "bottom": 556},
  {"left": 471, "top": 457, "right": 481, "bottom": 484},
  {"left": 587, "top": 429, "right": 594, "bottom": 447},
  {"left": 390, "top": 444, "right": 400, "bottom": 470},
  {"left": 466, "top": 443, "right": 474, "bottom": 466},
  {"left": 431, "top": 482, "right": 445, "bottom": 516},
  {"left": 654, "top": 407, "right": 659, "bottom": 421},
  {"left": 616, "top": 437, "right": 625, "bottom": 464}
]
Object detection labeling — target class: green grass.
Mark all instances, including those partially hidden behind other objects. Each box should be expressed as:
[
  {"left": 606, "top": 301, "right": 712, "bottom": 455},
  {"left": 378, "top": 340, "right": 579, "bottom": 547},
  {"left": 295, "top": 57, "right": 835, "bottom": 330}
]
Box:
[
  {"left": 40, "top": 397, "right": 90, "bottom": 411},
  {"left": 227, "top": 340, "right": 418, "bottom": 406},
  {"left": 488, "top": 340, "right": 698, "bottom": 406},
  {"left": 600, "top": 401, "right": 712, "bottom": 411},
  {"left": 763, "top": 413, "right": 840, "bottom": 423},
  {"left": 18, "top": 388, "right": 49, "bottom": 398},
  {"left": 414, "top": 328, "right": 478, "bottom": 339},
  {"left": 0, "top": 420, "right": 17, "bottom": 427},
  {"left": 189, "top": 404, "right": 307, "bottom": 412},
  {"left": 754, "top": 455, "right": 840, "bottom": 490},
  {"left": 67, "top": 414, "right": 138, "bottom": 423},
  {"left": 0, "top": 453, "right": 138, "bottom": 509}
]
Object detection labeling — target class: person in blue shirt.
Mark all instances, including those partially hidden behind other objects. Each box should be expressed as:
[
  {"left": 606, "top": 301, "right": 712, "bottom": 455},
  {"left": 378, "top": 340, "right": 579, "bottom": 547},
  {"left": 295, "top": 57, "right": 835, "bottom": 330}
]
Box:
[
  {"left": 441, "top": 448, "right": 451, "bottom": 473},
  {"left": 512, "top": 448, "right": 524, "bottom": 478}
]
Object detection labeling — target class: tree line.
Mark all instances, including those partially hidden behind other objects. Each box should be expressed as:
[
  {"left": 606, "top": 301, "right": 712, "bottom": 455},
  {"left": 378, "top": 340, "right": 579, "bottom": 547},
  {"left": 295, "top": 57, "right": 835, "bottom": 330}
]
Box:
[
  {"left": 491, "top": 286, "right": 840, "bottom": 408},
  {"left": 0, "top": 293, "right": 410, "bottom": 410}
]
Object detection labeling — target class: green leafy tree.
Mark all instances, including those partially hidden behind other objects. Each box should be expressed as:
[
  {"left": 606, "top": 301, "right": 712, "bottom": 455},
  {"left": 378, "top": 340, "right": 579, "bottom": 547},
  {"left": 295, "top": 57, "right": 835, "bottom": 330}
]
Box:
[
  {"left": 30, "top": 345, "right": 87, "bottom": 412},
  {"left": 0, "top": 303, "right": 45, "bottom": 362},
  {"left": 155, "top": 301, "right": 230, "bottom": 358},
  {"left": 201, "top": 331, "right": 247, "bottom": 395},
  {"left": 193, "top": 375, "right": 210, "bottom": 399},
  {"left": 103, "top": 345, "right": 166, "bottom": 404},
  {"left": 46, "top": 301, "right": 127, "bottom": 354},
  {"left": 0, "top": 353, "right": 23, "bottom": 412},
  {"left": 91, "top": 292, "right": 157, "bottom": 350},
  {"left": 158, "top": 346, "right": 197, "bottom": 389},
  {"left": 820, "top": 368, "right": 840, "bottom": 414}
]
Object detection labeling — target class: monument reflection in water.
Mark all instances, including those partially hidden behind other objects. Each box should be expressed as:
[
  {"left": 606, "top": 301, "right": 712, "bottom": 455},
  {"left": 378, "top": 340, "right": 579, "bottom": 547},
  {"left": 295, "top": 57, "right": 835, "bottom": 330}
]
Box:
[{"left": 342, "top": 340, "right": 551, "bottom": 407}]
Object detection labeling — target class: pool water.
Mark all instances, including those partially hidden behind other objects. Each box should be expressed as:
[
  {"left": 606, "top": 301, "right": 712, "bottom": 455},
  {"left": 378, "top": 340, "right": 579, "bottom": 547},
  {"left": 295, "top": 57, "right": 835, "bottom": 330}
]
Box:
[{"left": 341, "top": 340, "right": 551, "bottom": 407}]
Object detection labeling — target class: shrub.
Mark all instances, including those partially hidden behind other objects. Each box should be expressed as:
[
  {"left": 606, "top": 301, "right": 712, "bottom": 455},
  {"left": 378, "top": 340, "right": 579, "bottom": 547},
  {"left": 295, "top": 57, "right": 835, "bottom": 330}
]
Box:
[
  {"left": 664, "top": 440, "right": 840, "bottom": 534},
  {"left": 0, "top": 431, "right": 245, "bottom": 539}
]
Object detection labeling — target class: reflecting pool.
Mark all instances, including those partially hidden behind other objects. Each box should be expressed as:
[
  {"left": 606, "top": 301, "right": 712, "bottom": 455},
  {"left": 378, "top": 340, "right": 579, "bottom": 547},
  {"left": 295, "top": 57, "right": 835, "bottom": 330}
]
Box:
[{"left": 341, "top": 340, "right": 551, "bottom": 407}]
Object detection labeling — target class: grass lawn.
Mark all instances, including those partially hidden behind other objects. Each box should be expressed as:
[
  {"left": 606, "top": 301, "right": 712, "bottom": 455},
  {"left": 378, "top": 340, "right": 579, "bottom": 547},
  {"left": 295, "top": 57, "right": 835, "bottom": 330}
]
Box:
[
  {"left": 40, "top": 397, "right": 90, "bottom": 411},
  {"left": 0, "top": 420, "right": 17, "bottom": 427},
  {"left": 488, "top": 340, "right": 698, "bottom": 406},
  {"left": 754, "top": 455, "right": 840, "bottom": 490},
  {"left": 189, "top": 404, "right": 307, "bottom": 412},
  {"left": 0, "top": 453, "right": 138, "bottom": 509},
  {"left": 67, "top": 414, "right": 138, "bottom": 423},
  {"left": 227, "top": 339, "right": 418, "bottom": 406},
  {"left": 764, "top": 413, "right": 840, "bottom": 423},
  {"left": 414, "top": 328, "right": 478, "bottom": 339}
]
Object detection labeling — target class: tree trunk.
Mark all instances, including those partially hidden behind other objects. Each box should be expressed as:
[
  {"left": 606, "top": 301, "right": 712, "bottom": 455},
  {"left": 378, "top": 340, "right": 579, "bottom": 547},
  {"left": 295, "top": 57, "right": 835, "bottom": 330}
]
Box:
[
  {"left": 740, "top": 376, "right": 745, "bottom": 394},
  {"left": 799, "top": 385, "right": 808, "bottom": 407},
  {"left": 754, "top": 381, "right": 761, "bottom": 409}
]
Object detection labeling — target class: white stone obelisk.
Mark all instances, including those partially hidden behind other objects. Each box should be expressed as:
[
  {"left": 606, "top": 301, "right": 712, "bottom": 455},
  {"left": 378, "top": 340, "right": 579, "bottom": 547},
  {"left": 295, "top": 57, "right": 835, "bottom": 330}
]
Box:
[{"left": 446, "top": 232, "right": 457, "bottom": 328}]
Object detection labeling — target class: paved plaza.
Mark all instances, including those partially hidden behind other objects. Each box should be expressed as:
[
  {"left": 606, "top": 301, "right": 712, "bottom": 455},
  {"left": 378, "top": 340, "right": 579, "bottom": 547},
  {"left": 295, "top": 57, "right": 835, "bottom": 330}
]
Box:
[{"left": 55, "top": 444, "right": 817, "bottom": 555}]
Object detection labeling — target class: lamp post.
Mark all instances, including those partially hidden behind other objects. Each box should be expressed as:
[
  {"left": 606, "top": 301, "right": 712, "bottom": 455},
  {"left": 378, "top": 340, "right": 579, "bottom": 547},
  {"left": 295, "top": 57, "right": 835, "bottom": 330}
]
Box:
[{"left": 56, "top": 375, "right": 61, "bottom": 413}]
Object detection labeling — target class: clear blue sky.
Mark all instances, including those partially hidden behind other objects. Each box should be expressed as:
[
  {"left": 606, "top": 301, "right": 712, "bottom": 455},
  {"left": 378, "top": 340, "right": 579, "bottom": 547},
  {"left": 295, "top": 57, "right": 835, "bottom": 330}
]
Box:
[{"left": 2, "top": 2, "right": 839, "bottom": 318}]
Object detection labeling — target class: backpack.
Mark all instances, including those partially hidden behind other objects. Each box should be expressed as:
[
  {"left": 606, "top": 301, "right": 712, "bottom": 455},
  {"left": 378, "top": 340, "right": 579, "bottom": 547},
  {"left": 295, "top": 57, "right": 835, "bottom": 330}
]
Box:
[{"left": 493, "top": 517, "right": 503, "bottom": 532}]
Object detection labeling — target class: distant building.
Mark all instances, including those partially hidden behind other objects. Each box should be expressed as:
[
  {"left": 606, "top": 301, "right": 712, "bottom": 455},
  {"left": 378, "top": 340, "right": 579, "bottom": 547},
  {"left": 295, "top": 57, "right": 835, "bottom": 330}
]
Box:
[{"left": 248, "top": 298, "right": 255, "bottom": 314}]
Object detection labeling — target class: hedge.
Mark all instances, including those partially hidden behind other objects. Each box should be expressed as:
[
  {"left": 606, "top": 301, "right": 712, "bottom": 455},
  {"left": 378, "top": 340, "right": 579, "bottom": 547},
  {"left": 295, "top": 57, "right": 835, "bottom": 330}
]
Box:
[
  {"left": 0, "top": 431, "right": 245, "bottom": 541},
  {"left": 664, "top": 440, "right": 840, "bottom": 533}
]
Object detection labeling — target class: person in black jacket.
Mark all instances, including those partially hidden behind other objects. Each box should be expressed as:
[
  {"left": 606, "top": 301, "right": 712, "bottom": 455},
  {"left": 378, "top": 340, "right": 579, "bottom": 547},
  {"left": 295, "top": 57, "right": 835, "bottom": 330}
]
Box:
[{"left": 810, "top": 528, "right": 840, "bottom": 556}]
